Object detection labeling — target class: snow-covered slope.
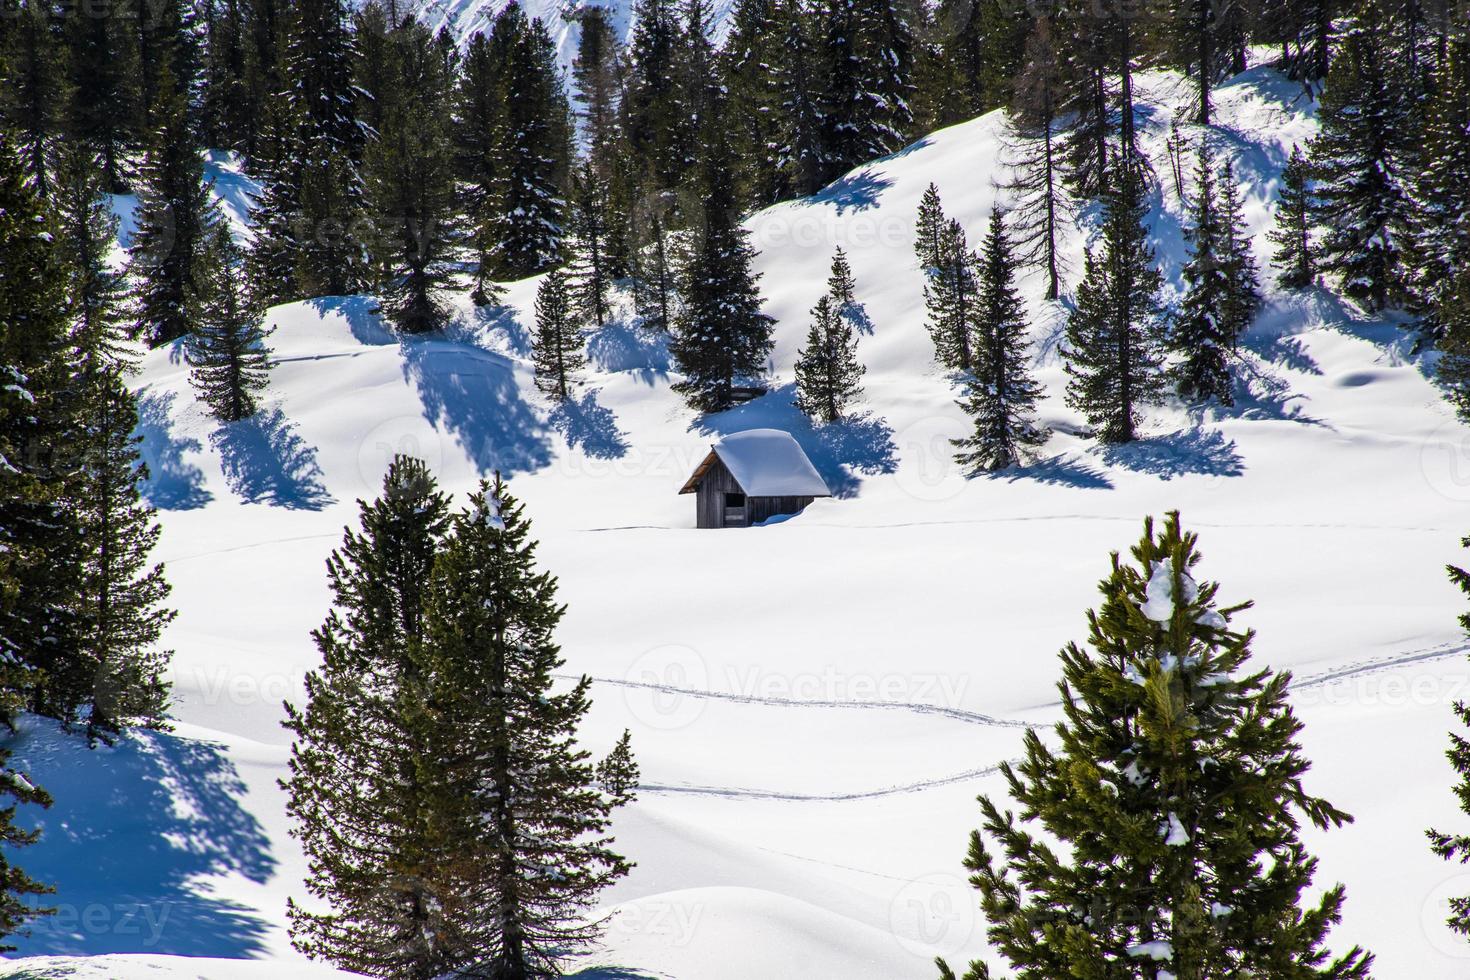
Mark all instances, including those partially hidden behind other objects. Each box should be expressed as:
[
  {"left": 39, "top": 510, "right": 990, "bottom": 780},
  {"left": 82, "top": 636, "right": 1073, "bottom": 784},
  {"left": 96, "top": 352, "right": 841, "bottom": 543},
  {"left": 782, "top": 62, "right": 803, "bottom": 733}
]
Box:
[{"left": 12, "top": 63, "right": 1470, "bottom": 978}]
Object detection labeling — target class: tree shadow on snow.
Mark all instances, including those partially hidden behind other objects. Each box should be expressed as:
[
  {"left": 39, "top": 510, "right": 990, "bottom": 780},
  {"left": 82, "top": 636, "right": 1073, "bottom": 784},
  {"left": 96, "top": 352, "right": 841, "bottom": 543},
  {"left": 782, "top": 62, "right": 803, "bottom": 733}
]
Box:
[
  {"left": 691, "top": 385, "right": 897, "bottom": 498},
  {"left": 1003, "top": 451, "right": 1114, "bottom": 489},
  {"left": 565, "top": 967, "right": 662, "bottom": 980},
  {"left": 211, "top": 407, "right": 334, "bottom": 509},
  {"left": 401, "top": 340, "right": 553, "bottom": 478},
  {"left": 550, "top": 389, "right": 629, "bottom": 460},
  {"left": 1098, "top": 427, "right": 1245, "bottom": 480},
  {"left": 306, "top": 294, "right": 397, "bottom": 347},
  {"left": 587, "top": 321, "right": 671, "bottom": 385},
  {"left": 810, "top": 167, "right": 892, "bottom": 214},
  {"left": 7, "top": 720, "right": 275, "bottom": 957},
  {"left": 134, "top": 389, "right": 212, "bottom": 510}
]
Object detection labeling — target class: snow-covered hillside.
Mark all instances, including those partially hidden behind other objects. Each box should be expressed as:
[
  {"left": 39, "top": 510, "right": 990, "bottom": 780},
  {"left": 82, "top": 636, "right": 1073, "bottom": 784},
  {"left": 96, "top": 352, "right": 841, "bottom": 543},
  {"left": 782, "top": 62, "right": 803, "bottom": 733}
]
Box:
[{"left": 12, "top": 63, "right": 1470, "bottom": 979}]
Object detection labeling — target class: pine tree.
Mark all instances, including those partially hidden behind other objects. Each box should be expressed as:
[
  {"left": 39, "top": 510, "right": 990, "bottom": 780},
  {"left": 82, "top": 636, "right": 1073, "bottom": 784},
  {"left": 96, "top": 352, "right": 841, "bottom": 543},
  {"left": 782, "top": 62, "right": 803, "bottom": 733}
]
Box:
[
  {"left": 0, "top": 132, "right": 82, "bottom": 728},
  {"left": 1430, "top": 537, "right": 1470, "bottom": 938},
  {"left": 286, "top": 0, "right": 363, "bottom": 297},
  {"left": 1312, "top": 0, "right": 1412, "bottom": 312},
  {"left": 200, "top": 0, "right": 252, "bottom": 152},
  {"left": 531, "top": 267, "right": 585, "bottom": 401},
  {"left": 819, "top": 0, "right": 914, "bottom": 179},
  {"left": 1437, "top": 265, "right": 1470, "bottom": 425},
  {"left": 414, "top": 476, "right": 634, "bottom": 978},
  {"left": 624, "top": 0, "right": 685, "bottom": 190},
  {"left": 923, "top": 218, "right": 978, "bottom": 373},
  {"left": 826, "top": 245, "right": 857, "bottom": 314},
  {"left": 721, "top": 0, "right": 787, "bottom": 206},
  {"left": 244, "top": 97, "right": 304, "bottom": 308},
  {"left": 1063, "top": 170, "right": 1165, "bottom": 443},
  {"left": 794, "top": 295, "right": 864, "bottom": 422},
  {"left": 952, "top": 208, "right": 1046, "bottom": 473},
  {"left": 486, "top": 8, "right": 572, "bottom": 280},
  {"left": 62, "top": 0, "right": 141, "bottom": 192},
  {"left": 570, "top": 6, "right": 623, "bottom": 173},
  {"left": 52, "top": 142, "right": 174, "bottom": 743},
  {"left": 939, "top": 513, "right": 1374, "bottom": 980},
  {"left": 567, "top": 161, "right": 614, "bottom": 327},
  {"left": 1001, "top": 15, "right": 1071, "bottom": 301},
  {"left": 915, "top": 182, "right": 946, "bottom": 271},
  {"left": 1217, "top": 158, "right": 1261, "bottom": 342},
  {"left": 932, "top": 0, "right": 1027, "bottom": 119},
  {"left": 361, "top": 16, "right": 458, "bottom": 333},
  {"left": 670, "top": 128, "right": 775, "bottom": 413},
  {"left": 1267, "top": 144, "right": 1319, "bottom": 290},
  {"left": 1, "top": 0, "right": 63, "bottom": 193},
  {"left": 773, "top": 0, "right": 830, "bottom": 197},
  {"left": 129, "top": 64, "right": 218, "bottom": 347},
  {"left": 1410, "top": 32, "right": 1470, "bottom": 341},
  {"left": 284, "top": 456, "right": 458, "bottom": 977},
  {"left": 1173, "top": 144, "right": 1234, "bottom": 405},
  {"left": 0, "top": 130, "right": 58, "bottom": 944},
  {"left": 455, "top": 29, "right": 507, "bottom": 305},
  {"left": 189, "top": 226, "right": 272, "bottom": 422}
]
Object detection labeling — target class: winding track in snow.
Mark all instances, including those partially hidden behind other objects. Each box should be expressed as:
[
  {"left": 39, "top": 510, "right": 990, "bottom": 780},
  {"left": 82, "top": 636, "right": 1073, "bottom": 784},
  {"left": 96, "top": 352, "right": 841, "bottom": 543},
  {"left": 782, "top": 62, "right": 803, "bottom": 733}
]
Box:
[{"left": 617, "top": 641, "right": 1470, "bottom": 801}]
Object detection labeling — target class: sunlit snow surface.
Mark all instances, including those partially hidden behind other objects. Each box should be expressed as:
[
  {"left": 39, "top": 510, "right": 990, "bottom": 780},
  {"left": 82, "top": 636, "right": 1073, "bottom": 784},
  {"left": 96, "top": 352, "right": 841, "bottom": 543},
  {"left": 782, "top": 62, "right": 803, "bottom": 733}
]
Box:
[{"left": 11, "top": 63, "right": 1470, "bottom": 978}]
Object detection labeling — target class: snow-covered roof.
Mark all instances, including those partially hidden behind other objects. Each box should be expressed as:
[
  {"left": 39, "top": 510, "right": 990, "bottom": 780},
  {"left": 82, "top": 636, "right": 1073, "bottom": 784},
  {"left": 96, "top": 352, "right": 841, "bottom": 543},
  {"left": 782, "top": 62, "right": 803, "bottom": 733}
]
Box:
[{"left": 679, "top": 429, "right": 832, "bottom": 498}]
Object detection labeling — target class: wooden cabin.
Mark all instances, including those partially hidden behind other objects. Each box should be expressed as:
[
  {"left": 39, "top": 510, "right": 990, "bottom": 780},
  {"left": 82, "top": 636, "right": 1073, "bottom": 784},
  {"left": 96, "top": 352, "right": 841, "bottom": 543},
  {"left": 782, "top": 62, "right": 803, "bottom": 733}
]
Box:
[{"left": 678, "top": 429, "right": 832, "bottom": 528}]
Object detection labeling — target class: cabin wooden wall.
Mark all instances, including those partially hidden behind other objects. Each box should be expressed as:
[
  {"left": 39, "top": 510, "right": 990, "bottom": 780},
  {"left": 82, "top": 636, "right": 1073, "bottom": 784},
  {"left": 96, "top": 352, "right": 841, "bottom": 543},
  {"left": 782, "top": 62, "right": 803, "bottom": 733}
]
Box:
[
  {"left": 695, "top": 458, "right": 742, "bottom": 528},
  {"left": 694, "top": 458, "right": 816, "bottom": 527}
]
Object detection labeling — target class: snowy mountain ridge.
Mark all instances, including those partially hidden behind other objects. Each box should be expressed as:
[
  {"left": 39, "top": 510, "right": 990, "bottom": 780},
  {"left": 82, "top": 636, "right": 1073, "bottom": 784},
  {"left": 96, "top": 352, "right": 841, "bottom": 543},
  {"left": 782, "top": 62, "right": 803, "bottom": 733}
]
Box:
[{"left": 10, "top": 59, "right": 1470, "bottom": 979}]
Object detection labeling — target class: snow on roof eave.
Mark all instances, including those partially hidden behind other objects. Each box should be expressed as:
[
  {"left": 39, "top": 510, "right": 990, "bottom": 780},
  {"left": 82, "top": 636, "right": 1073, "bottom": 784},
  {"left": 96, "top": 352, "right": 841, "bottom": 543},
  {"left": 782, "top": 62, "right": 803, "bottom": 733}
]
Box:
[{"left": 683, "top": 429, "right": 832, "bottom": 498}]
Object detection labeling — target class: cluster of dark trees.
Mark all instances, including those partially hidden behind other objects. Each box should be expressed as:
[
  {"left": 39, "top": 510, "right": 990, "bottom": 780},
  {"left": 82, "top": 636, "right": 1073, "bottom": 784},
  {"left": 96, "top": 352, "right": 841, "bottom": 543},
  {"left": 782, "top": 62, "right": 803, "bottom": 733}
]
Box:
[{"left": 283, "top": 458, "right": 637, "bottom": 977}]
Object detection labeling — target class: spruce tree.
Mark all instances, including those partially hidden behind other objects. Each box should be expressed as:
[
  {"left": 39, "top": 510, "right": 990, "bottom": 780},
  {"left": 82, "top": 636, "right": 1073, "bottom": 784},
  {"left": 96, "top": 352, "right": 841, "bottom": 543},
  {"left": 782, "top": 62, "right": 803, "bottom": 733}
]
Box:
[
  {"left": 1410, "top": 33, "right": 1470, "bottom": 341},
  {"left": 939, "top": 513, "right": 1374, "bottom": 980},
  {"left": 190, "top": 226, "right": 273, "bottom": 422},
  {"left": 721, "top": 0, "right": 787, "bottom": 206},
  {"left": 1, "top": 0, "right": 62, "bottom": 193},
  {"left": 54, "top": 142, "right": 174, "bottom": 743},
  {"left": 244, "top": 97, "right": 304, "bottom": 308},
  {"left": 455, "top": 29, "right": 507, "bottom": 305},
  {"left": 531, "top": 267, "right": 585, "bottom": 401},
  {"left": 0, "top": 737, "right": 52, "bottom": 950},
  {"left": 826, "top": 246, "right": 857, "bottom": 315},
  {"left": 129, "top": 64, "right": 218, "bottom": 347},
  {"left": 1001, "top": 16, "right": 1070, "bottom": 301},
  {"left": 570, "top": 6, "right": 622, "bottom": 174},
  {"left": 794, "top": 295, "right": 864, "bottom": 422},
  {"left": 414, "top": 476, "right": 634, "bottom": 978},
  {"left": 773, "top": 0, "right": 829, "bottom": 197},
  {"left": 624, "top": 0, "right": 686, "bottom": 190},
  {"left": 1063, "top": 170, "right": 1165, "bottom": 443},
  {"left": 1174, "top": 144, "right": 1234, "bottom": 405},
  {"left": 361, "top": 16, "right": 458, "bottom": 333},
  {"left": 1217, "top": 158, "right": 1261, "bottom": 343},
  {"left": 486, "top": 8, "right": 572, "bottom": 280},
  {"left": 1311, "top": 0, "right": 1411, "bottom": 312},
  {"left": 0, "top": 133, "right": 82, "bottom": 730},
  {"left": 284, "top": 456, "right": 457, "bottom": 977},
  {"left": 62, "top": 0, "right": 141, "bottom": 192},
  {"left": 952, "top": 208, "right": 1046, "bottom": 473},
  {"left": 1267, "top": 144, "right": 1319, "bottom": 290},
  {"left": 567, "top": 161, "right": 614, "bottom": 328},
  {"left": 819, "top": 0, "right": 914, "bottom": 179},
  {"left": 915, "top": 182, "right": 946, "bottom": 271},
  {"left": 923, "top": 218, "right": 978, "bottom": 373},
  {"left": 669, "top": 128, "right": 775, "bottom": 412},
  {"left": 200, "top": 0, "right": 252, "bottom": 152},
  {"left": 1430, "top": 537, "right": 1470, "bottom": 938}
]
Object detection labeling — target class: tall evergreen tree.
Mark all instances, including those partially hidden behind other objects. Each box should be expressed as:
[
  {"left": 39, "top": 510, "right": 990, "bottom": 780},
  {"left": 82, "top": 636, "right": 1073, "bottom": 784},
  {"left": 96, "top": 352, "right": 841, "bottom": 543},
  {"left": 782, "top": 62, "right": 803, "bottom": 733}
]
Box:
[
  {"left": 1173, "top": 144, "right": 1235, "bottom": 405},
  {"left": 670, "top": 128, "right": 775, "bottom": 412},
  {"left": 721, "top": 0, "right": 788, "bottom": 206},
  {"left": 826, "top": 246, "right": 857, "bottom": 317},
  {"left": 629, "top": 186, "right": 681, "bottom": 333},
  {"left": 923, "top": 218, "right": 978, "bottom": 373},
  {"left": 1, "top": 0, "right": 63, "bottom": 193},
  {"left": 1267, "top": 144, "right": 1319, "bottom": 290},
  {"left": 129, "top": 65, "right": 218, "bottom": 347},
  {"left": 62, "top": 0, "right": 141, "bottom": 191},
  {"left": 1002, "top": 15, "right": 1069, "bottom": 301},
  {"left": 794, "top": 295, "right": 864, "bottom": 422},
  {"left": 455, "top": 29, "right": 507, "bottom": 305},
  {"left": 1217, "top": 158, "right": 1260, "bottom": 342},
  {"left": 0, "top": 129, "right": 62, "bottom": 923},
  {"left": 772, "top": 0, "right": 830, "bottom": 197},
  {"left": 570, "top": 6, "right": 623, "bottom": 171},
  {"left": 189, "top": 226, "right": 272, "bottom": 422},
  {"left": 952, "top": 208, "right": 1046, "bottom": 473},
  {"left": 487, "top": 8, "right": 572, "bottom": 280},
  {"left": 932, "top": 0, "right": 1028, "bottom": 119},
  {"left": 819, "top": 0, "right": 914, "bottom": 178},
  {"left": 1409, "top": 32, "right": 1470, "bottom": 341},
  {"left": 914, "top": 182, "right": 947, "bottom": 271},
  {"left": 414, "top": 477, "right": 634, "bottom": 979},
  {"left": 1063, "top": 170, "right": 1165, "bottom": 443},
  {"left": 1311, "top": 0, "right": 1412, "bottom": 312},
  {"left": 52, "top": 142, "right": 174, "bottom": 744},
  {"left": 624, "top": 0, "right": 685, "bottom": 190},
  {"left": 200, "top": 0, "right": 253, "bottom": 152},
  {"left": 361, "top": 16, "right": 458, "bottom": 333},
  {"left": 284, "top": 456, "right": 457, "bottom": 977},
  {"left": 531, "top": 267, "right": 585, "bottom": 401},
  {"left": 940, "top": 514, "right": 1374, "bottom": 980},
  {"left": 567, "top": 162, "right": 614, "bottom": 328}
]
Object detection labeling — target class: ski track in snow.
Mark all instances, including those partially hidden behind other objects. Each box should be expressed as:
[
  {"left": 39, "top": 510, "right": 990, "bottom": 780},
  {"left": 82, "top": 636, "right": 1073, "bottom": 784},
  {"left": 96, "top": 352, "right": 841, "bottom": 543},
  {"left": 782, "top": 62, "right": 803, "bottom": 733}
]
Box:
[{"left": 618, "top": 642, "right": 1470, "bottom": 802}]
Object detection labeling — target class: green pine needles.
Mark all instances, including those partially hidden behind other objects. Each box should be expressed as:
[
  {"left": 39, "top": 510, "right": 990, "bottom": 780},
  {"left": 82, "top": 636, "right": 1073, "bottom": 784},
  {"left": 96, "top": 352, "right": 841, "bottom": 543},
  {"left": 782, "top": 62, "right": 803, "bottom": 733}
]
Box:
[
  {"left": 942, "top": 513, "right": 1373, "bottom": 980},
  {"left": 284, "top": 458, "right": 635, "bottom": 979}
]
